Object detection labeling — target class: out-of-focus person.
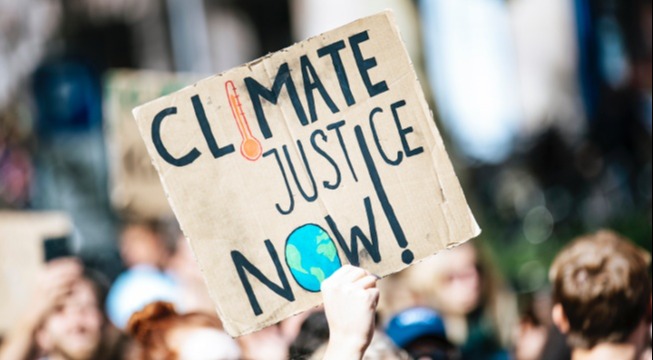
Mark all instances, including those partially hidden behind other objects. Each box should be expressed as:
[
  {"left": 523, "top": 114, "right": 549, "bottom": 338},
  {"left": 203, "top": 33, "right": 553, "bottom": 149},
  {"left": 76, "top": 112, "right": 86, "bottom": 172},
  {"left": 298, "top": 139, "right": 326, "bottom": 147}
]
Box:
[
  {"left": 512, "top": 306, "right": 549, "bottom": 360},
  {"left": 0, "top": 258, "right": 124, "bottom": 360},
  {"left": 237, "top": 325, "right": 289, "bottom": 360},
  {"left": 279, "top": 310, "right": 317, "bottom": 350},
  {"left": 127, "top": 301, "right": 240, "bottom": 360},
  {"left": 291, "top": 310, "right": 407, "bottom": 360},
  {"left": 167, "top": 223, "right": 290, "bottom": 360},
  {"left": 377, "top": 270, "right": 421, "bottom": 323},
  {"left": 404, "top": 243, "right": 518, "bottom": 360},
  {"left": 310, "top": 331, "right": 408, "bottom": 360},
  {"left": 166, "top": 233, "right": 215, "bottom": 315},
  {"left": 538, "top": 326, "right": 572, "bottom": 360},
  {"left": 289, "top": 311, "right": 330, "bottom": 359},
  {"left": 549, "top": 230, "right": 652, "bottom": 360},
  {"left": 385, "top": 307, "right": 460, "bottom": 360},
  {"left": 106, "top": 221, "right": 181, "bottom": 329},
  {"left": 119, "top": 221, "right": 172, "bottom": 270}
]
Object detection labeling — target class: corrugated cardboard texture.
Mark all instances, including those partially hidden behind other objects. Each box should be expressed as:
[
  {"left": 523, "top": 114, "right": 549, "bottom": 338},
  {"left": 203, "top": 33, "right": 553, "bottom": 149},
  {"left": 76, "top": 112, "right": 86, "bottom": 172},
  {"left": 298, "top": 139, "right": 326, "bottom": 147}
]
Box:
[
  {"left": 133, "top": 11, "right": 481, "bottom": 336},
  {"left": 0, "top": 212, "right": 71, "bottom": 334}
]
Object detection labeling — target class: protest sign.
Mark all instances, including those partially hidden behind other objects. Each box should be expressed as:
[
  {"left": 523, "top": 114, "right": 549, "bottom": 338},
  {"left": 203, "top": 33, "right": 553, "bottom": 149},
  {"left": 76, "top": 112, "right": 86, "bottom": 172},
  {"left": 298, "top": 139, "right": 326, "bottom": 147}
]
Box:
[
  {"left": 105, "top": 70, "right": 200, "bottom": 219},
  {"left": 133, "top": 11, "right": 481, "bottom": 336},
  {"left": 0, "top": 212, "right": 71, "bottom": 333}
]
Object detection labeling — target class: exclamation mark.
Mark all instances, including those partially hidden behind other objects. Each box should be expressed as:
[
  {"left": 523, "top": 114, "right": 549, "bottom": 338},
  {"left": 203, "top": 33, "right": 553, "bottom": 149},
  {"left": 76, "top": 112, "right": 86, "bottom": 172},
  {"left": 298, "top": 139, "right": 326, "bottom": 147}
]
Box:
[
  {"left": 354, "top": 125, "right": 414, "bottom": 265},
  {"left": 226, "top": 80, "right": 263, "bottom": 161}
]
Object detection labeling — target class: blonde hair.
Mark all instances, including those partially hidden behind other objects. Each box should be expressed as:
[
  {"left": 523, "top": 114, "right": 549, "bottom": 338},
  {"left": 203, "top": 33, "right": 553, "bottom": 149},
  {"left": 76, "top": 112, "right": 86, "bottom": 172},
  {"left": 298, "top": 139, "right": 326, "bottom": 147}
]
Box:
[{"left": 403, "top": 242, "right": 517, "bottom": 348}]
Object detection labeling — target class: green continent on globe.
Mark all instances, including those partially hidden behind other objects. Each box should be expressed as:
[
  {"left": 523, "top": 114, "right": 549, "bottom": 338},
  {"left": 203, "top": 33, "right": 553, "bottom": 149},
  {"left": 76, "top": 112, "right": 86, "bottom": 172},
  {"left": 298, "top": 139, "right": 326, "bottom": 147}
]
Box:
[
  {"left": 286, "top": 244, "right": 308, "bottom": 274},
  {"left": 316, "top": 231, "right": 331, "bottom": 243},
  {"left": 310, "top": 267, "right": 326, "bottom": 283},
  {"left": 285, "top": 224, "right": 343, "bottom": 292},
  {"left": 316, "top": 242, "right": 337, "bottom": 262}
]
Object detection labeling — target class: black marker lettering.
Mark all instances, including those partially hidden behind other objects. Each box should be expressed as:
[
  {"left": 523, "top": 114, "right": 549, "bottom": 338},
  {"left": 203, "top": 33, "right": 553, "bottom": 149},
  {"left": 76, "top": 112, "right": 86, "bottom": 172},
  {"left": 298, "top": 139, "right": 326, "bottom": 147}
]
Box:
[
  {"left": 369, "top": 107, "right": 403, "bottom": 166},
  {"left": 282, "top": 142, "right": 318, "bottom": 203},
  {"left": 301, "top": 55, "right": 339, "bottom": 122},
  {"left": 311, "top": 129, "right": 342, "bottom": 190},
  {"left": 191, "top": 95, "right": 235, "bottom": 159},
  {"left": 231, "top": 240, "right": 295, "bottom": 316},
  {"left": 325, "top": 197, "right": 381, "bottom": 266},
  {"left": 245, "top": 63, "right": 308, "bottom": 139},
  {"left": 317, "top": 40, "right": 356, "bottom": 106},
  {"left": 349, "top": 31, "right": 389, "bottom": 98},
  {"left": 355, "top": 125, "right": 414, "bottom": 265},
  {"left": 391, "top": 100, "right": 424, "bottom": 158},
  {"left": 326, "top": 120, "right": 358, "bottom": 182},
  {"left": 264, "top": 149, "right": 295, "bottom": 215},
  {"left": 152, "top": 107, "right": 201, "bottom": 167}
]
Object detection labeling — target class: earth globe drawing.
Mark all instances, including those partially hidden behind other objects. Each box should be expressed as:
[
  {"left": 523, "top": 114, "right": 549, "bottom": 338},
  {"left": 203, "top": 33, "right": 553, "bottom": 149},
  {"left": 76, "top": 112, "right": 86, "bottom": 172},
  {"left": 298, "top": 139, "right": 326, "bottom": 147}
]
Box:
[{"left": 285, "top": 224, "right": 342, "bottom": 292}]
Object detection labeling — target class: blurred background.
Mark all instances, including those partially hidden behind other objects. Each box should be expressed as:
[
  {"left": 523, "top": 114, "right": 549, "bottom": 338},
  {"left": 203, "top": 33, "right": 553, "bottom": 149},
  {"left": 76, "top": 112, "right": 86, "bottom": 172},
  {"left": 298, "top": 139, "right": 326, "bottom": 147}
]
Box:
[{"left": 0, "top": 0, "right": 650, "bottom": 336}]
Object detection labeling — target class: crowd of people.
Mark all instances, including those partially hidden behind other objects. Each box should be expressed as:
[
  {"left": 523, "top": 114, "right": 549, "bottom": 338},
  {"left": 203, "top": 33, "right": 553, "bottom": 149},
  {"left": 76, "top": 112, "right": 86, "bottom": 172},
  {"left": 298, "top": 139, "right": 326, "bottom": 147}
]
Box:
[
  {"left": 0, "top": 0, "right": 649, "bottom": 358},
  {"left": 0, "top": 224, "right": 650, "bottom": 360}
]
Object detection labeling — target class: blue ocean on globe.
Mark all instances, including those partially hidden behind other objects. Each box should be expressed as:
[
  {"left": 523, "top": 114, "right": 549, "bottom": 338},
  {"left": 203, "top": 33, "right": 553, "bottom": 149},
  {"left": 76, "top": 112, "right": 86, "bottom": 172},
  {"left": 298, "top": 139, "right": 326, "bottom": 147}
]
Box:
[{"left": 285, "top": 224, "right": 342, "bottom": 292}]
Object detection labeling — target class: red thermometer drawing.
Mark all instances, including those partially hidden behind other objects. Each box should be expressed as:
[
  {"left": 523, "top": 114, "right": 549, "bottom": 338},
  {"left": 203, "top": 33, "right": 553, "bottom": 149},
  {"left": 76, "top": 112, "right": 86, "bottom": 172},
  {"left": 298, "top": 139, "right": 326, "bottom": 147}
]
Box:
[{"left": 226, "top": 80, "right": 263, "bottom": 161}]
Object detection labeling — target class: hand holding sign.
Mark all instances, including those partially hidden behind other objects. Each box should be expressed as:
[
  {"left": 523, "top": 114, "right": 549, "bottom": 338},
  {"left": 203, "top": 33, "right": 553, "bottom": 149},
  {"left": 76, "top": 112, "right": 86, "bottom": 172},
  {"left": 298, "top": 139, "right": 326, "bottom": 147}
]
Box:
[
  {"left": 132, "top": 11, "right": 480, "bottom": 336},
  {"left": 30, "top": 259, "right": 83, "bottom": 323},
  {"left": 322, "top": 265, "right": 379, "bottom": 360}
]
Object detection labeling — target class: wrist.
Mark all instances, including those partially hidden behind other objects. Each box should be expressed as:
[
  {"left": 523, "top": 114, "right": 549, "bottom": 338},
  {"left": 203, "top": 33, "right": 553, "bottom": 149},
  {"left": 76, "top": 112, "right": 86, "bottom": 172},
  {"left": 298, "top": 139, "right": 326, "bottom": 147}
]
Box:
[
  {"left": 323, "top": 343, "right": 365, "bottom": 360},
  {"left": 323, "top": 332, "right": 368, "bottom": 360}
]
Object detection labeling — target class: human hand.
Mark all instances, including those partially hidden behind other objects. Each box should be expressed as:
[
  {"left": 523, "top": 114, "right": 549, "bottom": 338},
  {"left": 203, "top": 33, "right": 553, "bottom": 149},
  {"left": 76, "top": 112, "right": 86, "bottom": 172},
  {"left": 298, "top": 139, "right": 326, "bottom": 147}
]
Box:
[
  {"left": 321, "top": 265, "right": 380, "bottom": 360},
  {"left": 27, "top": 258, "right": 83, "bottom": 326},
  {"left": 0, "top": 258, "right": 82, "bottom": 360}
]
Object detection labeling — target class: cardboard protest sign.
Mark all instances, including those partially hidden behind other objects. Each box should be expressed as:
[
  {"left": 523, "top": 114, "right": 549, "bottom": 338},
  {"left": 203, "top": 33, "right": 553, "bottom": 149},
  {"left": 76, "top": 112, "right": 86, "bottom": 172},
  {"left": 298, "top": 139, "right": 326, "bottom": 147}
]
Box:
[
  {"left": 133, "top": 11, "right": 481, "bottom": 336},
  {"left": 105, "top": 70, "right": 201, "bottom": 219},
  {"left": 0, "top": 212, "right": 71, "bottom": 333}
]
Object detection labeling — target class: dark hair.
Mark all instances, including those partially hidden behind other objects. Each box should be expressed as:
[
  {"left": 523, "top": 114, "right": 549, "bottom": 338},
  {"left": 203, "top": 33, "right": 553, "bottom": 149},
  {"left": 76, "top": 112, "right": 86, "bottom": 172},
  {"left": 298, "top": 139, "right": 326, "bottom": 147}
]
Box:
[
  {"left": 40, "top": 267, "right": 121, "bottom": 360},
  {"left": 289, "top": 311, "right": 329, "bottom": 359},
  {"left": 82, "top": 268, "right": 111, "bottom": 308},
  {"left": 550, "top": 230, "right": 652, "bottom": 349}
]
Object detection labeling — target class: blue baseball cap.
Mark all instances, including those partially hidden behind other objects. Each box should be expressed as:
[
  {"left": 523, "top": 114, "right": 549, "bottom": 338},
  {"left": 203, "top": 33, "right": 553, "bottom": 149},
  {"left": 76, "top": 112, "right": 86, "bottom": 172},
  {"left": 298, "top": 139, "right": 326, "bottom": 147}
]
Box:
[{"left": 385, "top": 307, "right": 450, "bottom": 348}]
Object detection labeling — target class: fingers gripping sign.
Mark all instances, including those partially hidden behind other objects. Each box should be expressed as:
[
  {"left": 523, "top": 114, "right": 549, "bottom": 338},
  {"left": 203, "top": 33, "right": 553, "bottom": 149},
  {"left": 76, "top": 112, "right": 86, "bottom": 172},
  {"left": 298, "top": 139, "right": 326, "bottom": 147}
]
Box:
[{"left": 321, "top": 265, "right": 380, "bottom": 360}]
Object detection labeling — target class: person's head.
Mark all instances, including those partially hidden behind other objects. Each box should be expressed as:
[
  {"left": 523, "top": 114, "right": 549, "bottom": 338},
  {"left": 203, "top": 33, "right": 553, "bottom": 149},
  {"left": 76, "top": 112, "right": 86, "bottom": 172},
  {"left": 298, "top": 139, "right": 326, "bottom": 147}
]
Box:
[
  {"left": 550, "top": 230, "right": 652, "bottom": 350},
  {"left": 36, "top": 272, "right": 108, "bottom": 360},
  {"left": 289, "top": 311, "right": 330, "bottom": 359},
  {"left": 127, "top": 301, "right": 240, "bottom": 360},
  {"left": 120, "top": 221, "right": 173, "bottom": 269},
  {"left": 404, "top": 242, "right": 517, "bottom": 348},
  {"left": 385, "top": 307, "right": 459, "bottom": 360},
  {"left": 407, "top": 243, "right": 482, "bottom": 317},
  {"left": 309, "top": 330, "right": 408, "bottom": 360}
]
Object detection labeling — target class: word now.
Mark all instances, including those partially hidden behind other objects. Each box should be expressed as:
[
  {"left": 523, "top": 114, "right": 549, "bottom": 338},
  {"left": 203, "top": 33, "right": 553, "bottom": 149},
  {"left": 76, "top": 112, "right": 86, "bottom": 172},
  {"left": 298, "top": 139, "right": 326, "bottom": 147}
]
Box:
[{"left": 231, "top": 117, "right": 421, "bottom": 316}]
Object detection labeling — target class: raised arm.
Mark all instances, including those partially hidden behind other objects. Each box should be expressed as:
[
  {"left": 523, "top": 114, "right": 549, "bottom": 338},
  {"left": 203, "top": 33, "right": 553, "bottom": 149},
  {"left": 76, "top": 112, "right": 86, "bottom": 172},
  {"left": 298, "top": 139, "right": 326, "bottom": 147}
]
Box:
[
  {"left": 0, "top": 259, "right": 82, "bottom": 360},
  {"left": 321, "top": 265, "right": 380, "bottom": 360}
]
